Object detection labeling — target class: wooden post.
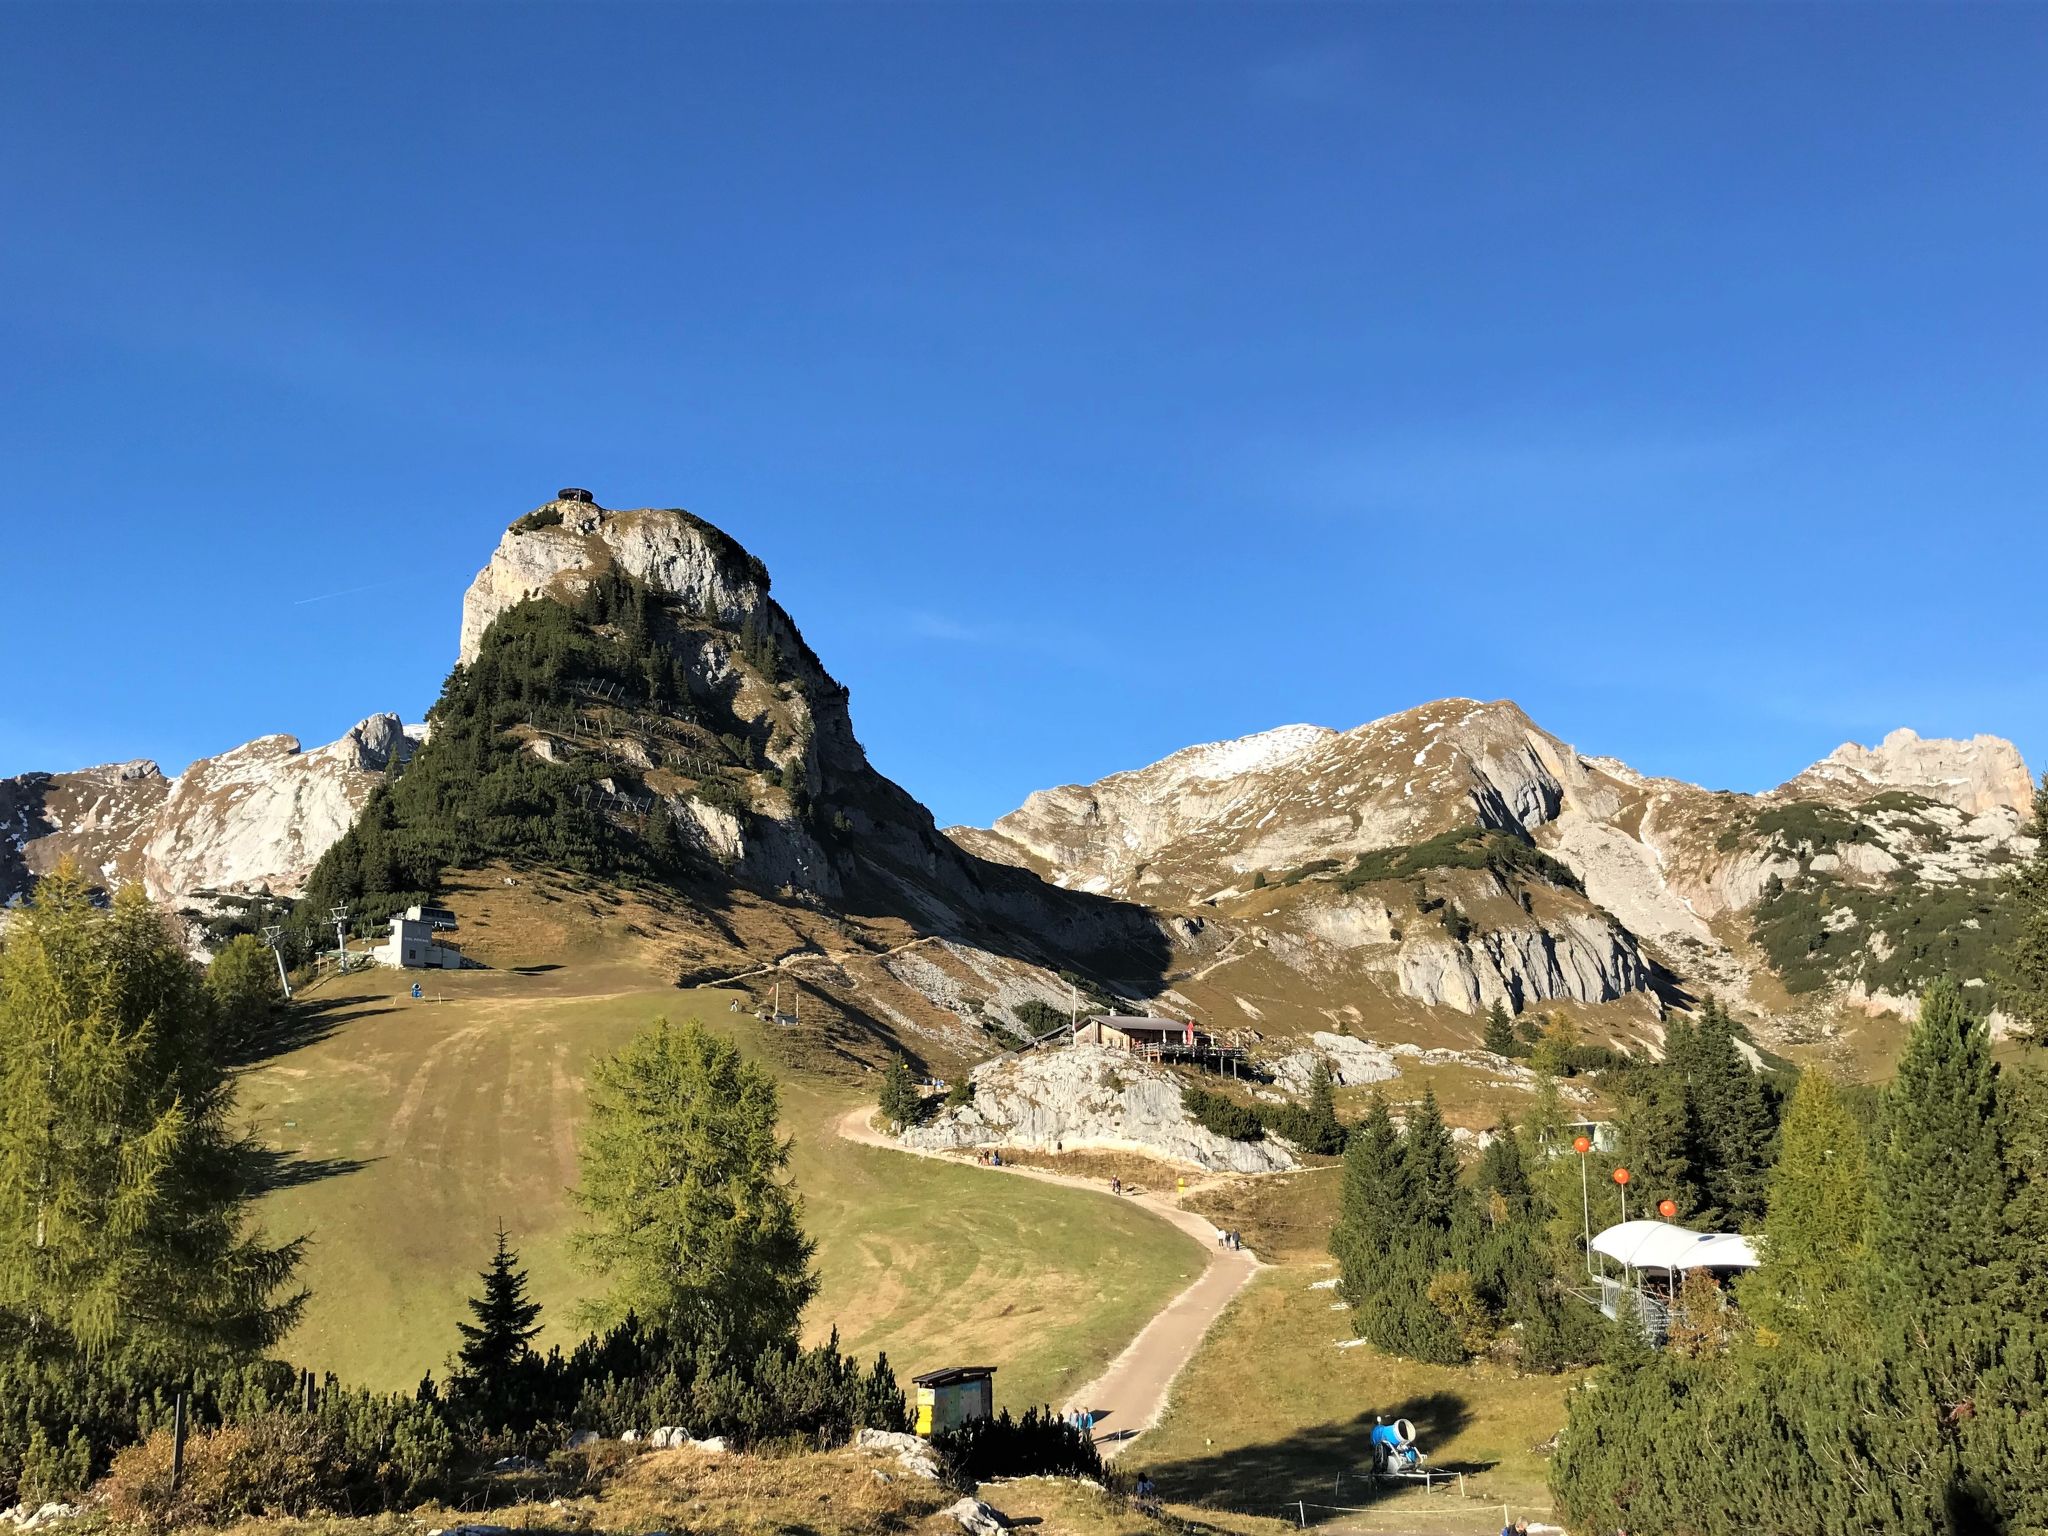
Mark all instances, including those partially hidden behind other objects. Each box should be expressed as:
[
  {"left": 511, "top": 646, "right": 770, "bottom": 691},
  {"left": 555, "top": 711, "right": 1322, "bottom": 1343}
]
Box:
[{"left": 169, "top": 1391, "right": 188, "bottom": 1493}]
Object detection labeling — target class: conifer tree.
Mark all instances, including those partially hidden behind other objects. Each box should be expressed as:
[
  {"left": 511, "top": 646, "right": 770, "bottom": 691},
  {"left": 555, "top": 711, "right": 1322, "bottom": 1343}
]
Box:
[
  {"left": 1740, "top": 1068, "right": 1870, "bottom": 1350},
  {"left": 1613, "top": 1073, "right": 1701, "bottom": 1223},
  {"left": 1868, "top": 979, "right": 2009, "bottom": 1409},
  {"left": 0, "top": 866, "right": 304, "bottom": 1365},
  {"left": 1686, "top": 999, "right": 1775, "bottom": 1222},
  {"left": 2000, "top": 773, "right": 2048, "bottom": 1044},
  {"left": 1402, "top": 1088, "right": 1463, "bottom": 1230},
  {"left": 1475, "top": 1115, "right": 1533, "bottom": 1221},
  {"left": 205, "top": 933, "right": 280, "bottom": 1054},
  {"left": 453, "top": 1223, "right": 543, "bottom": 1424},
  {"left": 877, "top": 1057, "right": 923, "bottom": 1132},
  {"left": 1482, "top": 1000, "right": 1518, "bottom": 1057},
  {"left": 573, "top": 1019, "right": 817, "bottom": 1354},
  {"left": 1331, "top": 1093, "right": 1405, "bottom": 1273},
  {"left": 1297, "top": 1058, "right": 1346, "bottom": 1154}
]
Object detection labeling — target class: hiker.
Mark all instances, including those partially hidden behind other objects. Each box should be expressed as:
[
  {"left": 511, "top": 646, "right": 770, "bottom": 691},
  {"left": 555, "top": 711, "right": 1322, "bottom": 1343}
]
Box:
[
  {"left": 1134, "top": 1471, "right": 1157, "bottom": 1510},
  {"left": 1111, "top": 1176, "right": 1122, "bottom": 1195}
]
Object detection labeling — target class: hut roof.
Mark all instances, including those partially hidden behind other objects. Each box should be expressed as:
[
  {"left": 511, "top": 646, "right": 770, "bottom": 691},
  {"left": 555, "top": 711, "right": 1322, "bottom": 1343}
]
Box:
[{"left": 912, "top": 1365, "right": 997, "bottom": 1388}]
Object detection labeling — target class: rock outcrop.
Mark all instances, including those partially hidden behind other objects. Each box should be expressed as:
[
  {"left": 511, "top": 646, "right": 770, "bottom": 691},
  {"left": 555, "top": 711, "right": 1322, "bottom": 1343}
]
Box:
[
  {"left": 902, "top": 1045, "right": 1297, "bottom": 1172},
  {"left": 2, "top": 714, "right": 417, "bottom": 908},
  {"left": 1780, "top": 727, "right": 2033, "bottom": 818}
]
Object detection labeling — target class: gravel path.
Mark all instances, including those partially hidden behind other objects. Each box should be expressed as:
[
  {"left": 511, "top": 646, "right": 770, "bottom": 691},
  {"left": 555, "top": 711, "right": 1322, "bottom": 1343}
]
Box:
[{"left": 836, "top": 1105, "right": 1262, "bottom": 1457}]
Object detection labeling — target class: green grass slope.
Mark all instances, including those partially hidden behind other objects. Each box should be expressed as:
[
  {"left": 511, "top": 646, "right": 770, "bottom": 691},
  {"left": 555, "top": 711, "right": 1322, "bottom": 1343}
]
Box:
[{"left": 240, "top": 955, "right": 1199, "bottom": 1414}]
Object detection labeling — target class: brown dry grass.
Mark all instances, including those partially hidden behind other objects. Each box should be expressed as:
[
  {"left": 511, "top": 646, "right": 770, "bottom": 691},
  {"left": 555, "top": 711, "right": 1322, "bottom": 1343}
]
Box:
[
  {"left": 82, "top": 1446, "right": 1302, "bottom": 1536},
  {"left": 1180, "top": 1169, "right": 1341, "bottom": 1265}
]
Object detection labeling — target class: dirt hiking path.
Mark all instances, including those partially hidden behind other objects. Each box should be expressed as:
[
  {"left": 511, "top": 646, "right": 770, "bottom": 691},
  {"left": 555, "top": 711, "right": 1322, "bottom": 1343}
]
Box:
[{"left": 836, "top": 1105, "right": 1261, "bottom": 1456}]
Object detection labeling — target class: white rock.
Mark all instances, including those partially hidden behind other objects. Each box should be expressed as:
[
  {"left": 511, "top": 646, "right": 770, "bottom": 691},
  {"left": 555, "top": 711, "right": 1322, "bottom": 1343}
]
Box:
[
  {"left": 945, "top": 1497, "right": 1011, "bottom": 1536},
  {"left": 855, "top": 1427, "right": 943, "bottom": 1481},
  {"left": 901, "top": 1045, "right": 1297, "bottom": 1173}
]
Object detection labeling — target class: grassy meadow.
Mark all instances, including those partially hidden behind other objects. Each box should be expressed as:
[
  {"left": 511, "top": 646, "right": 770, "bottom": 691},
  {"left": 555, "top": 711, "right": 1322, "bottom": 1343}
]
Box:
[
  {"left": 1140, "top": 1266, "right": 1574, "bottom": 1532},
  {"left": 239, "top": 948, "right": 1201, "bottom": 1413}
]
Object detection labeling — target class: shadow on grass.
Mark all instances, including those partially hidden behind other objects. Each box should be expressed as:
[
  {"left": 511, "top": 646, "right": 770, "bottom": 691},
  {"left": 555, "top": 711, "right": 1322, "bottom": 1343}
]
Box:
[
  {"left": 248, "top": 1144, "right": 378, "bottom": 1193},
  {"left": 1147, "top": 1392, "right": 1481, "bottom": 1516},
  {"left": 230, "top": 992, "right": 400, "bottom": 1067}
]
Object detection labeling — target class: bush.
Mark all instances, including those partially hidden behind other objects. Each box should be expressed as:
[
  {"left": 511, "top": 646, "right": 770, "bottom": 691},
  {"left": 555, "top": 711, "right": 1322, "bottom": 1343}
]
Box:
[
  {"left": 103, "top": 1415, "right": 347, "bottom": 1527},
  {"left": 1338, "top": 826, "right": 1584, "bottom": 895},
  {"left": 1182, "top": 1085, "right": 1264, "bottom": 1141},
  {"left": 933, "top": 1406, "right": 1102, "bottom": 1489},
  {"left": 1011, "top": 999, "right": 1069, "bottom": 1038}
]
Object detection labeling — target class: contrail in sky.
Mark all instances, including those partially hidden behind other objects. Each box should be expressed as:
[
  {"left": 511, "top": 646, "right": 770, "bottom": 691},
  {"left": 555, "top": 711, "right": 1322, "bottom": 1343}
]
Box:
[{"left": 292, "top": 577, "right": 421, "bottom": 606}]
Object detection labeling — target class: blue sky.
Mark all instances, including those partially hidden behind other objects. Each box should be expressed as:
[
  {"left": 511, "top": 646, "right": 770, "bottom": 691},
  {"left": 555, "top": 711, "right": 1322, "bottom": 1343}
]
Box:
[{"left": 4, "top": 3, "right": 2043, "bottom": 827}]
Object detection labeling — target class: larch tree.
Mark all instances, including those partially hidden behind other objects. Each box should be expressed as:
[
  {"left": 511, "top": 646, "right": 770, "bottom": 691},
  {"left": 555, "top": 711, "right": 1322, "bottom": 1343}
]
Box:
[
  {"left": 0, "top": 865, "right": 304, "bottom": 1367},
  {"left": 204, "top": 932, "right": 281, "bottom": 1055},
  {"left": 573, "top": 1019, "right": 817, "bottom": 1355},
  {"left": 1739, "top": 1068, "right": 1871, "bottom": 1350}
]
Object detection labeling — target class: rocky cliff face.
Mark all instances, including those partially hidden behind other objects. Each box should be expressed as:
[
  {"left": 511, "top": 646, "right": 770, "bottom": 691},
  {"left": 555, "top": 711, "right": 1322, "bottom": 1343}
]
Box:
[
  {"left": 958, "top": 699, "right": 2035, "bottom": 1042},
  {"left": 2, "top": 715, "right": 417, "bottom": 909},
  {"left": 901, "top": 1045, "right": 1298, "bottom": 1172},
  {"left": 451, "top": 500, "right": 1171, "bottom": 980}
]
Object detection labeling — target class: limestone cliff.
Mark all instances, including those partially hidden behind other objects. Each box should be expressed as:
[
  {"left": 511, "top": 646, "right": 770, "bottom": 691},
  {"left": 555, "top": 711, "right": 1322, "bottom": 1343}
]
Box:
[{"left": 1, "top": 714, "right": 417, "bottom": 908}]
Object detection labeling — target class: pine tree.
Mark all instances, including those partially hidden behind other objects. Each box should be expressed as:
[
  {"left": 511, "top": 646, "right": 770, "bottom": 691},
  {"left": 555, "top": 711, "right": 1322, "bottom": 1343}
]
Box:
[
  {"left": 1686, "top": 999, "right": 1775, "bottom": 1223},
  {"left": 1482, "top": 1000, "right": 1519, "bottom": 1057},
  {"left": 454, "top": 1224, "right": 543, "bottom": 1425},
  {"left": 1475, "top": 1116, "right": 1533, "bottom": 1221},
  {"left": 1402, "top": 1088, "right": 1463, "bottom": 1230},
  {"left": 1868, "top": 980, "right": 2009, "bottom": 1411},
  {"left": 1740, "top": 1068, "right": 1871, "bottom": 1350},
  {"left": 1297, "top": 1058, "right": 1346, "bottom": 1154},
  {"left": 2000, "top": 773, "right": 2048, "bottom": 1044},
  {"left": 0, "top": 866, "right": 305, "bottom": 1366},
  {"left": 1613, "top": 1073, "right": 1701, "bottom": 1223},
  {"left": 572, "top": 1019, "right": 817, "bottom": 1354},
  {"left": 878, "top": 1057, "right": 923, "bottom": 1132},
  {"left": 1331, "top": 1094, "right": 1404, "bottom": 1275}
]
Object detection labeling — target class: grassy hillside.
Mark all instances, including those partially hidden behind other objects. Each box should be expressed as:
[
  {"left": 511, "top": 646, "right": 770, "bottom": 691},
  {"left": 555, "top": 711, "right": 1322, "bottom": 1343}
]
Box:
[
  {"left": 239, "top": 911, "right": 1201, "bottom": 1413},
  {"left": 1140, "top": 1266, "right": 1574, "bottom": 1531}
]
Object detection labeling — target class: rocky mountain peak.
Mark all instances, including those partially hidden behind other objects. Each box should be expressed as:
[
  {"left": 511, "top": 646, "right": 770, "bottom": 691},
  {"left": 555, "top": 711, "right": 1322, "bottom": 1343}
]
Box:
[
  {"left": 1780, "top": 727, "right": 2033, "bottom": 817},
  {"left": 459, "top": 502, "right": 776, "bottom": 667}
]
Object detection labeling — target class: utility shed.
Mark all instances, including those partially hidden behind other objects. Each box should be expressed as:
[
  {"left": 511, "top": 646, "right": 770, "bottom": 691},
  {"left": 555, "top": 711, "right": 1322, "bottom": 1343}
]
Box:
[
  {"left": 371, "top": 914, "right": 463, "bottom": 970},
  {"left": 911, "top": 1366, "right": 996, "bottom": 1436}
]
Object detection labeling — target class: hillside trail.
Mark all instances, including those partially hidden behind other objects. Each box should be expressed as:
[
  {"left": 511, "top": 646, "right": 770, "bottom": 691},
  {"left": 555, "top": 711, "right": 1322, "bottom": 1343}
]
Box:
[{"left": 835, "top": 1105, "right": 1261, "bottom": 1457}]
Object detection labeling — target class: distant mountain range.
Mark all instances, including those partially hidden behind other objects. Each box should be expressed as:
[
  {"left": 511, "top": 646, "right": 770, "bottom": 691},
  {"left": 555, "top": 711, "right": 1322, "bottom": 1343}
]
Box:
[{"left": 5, "top": 496, "right": 2033, "bottom": 1063}]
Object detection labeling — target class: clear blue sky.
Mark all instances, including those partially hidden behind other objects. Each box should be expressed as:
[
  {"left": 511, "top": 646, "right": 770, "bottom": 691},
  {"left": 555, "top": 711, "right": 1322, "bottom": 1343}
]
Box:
[{"left": 5, "top": 4, "right": 2043, "bottom": 827}]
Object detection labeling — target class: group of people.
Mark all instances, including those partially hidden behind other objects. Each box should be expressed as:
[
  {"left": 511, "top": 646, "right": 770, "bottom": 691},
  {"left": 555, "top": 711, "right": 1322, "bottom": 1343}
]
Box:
[
  {"left": 1063, "top": 1405, "right": 1097, "bottom": 1437},
  {"left": 974, "top": 1149, "right": 1003, "bottom": 1167},
  {"left": 1216, "top": 1227, "right": 1243, "bottom": 1250}
]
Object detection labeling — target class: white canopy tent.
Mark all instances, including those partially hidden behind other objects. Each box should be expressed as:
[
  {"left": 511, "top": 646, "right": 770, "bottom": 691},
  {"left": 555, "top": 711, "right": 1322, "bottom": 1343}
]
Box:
[{"left": 1590, "top": 1219, "right": 1760, "bottom": 1275}]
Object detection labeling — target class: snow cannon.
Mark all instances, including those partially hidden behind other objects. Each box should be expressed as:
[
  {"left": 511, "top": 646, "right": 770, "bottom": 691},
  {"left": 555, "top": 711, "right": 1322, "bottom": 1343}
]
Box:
[{"left": 1368, "top": 1416, "right": 1425, "bottom": 1475}]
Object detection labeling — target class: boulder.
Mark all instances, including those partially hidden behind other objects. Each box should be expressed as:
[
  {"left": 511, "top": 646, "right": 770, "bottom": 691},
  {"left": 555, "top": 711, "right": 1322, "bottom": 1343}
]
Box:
[
  {"left": 944, "top": 1498, "right": 1011, "bottom": 1536},
  {"left": 855, "top": 1427, "right": 943, "bottom": 1481}
]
